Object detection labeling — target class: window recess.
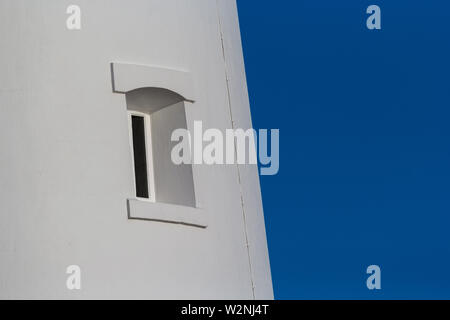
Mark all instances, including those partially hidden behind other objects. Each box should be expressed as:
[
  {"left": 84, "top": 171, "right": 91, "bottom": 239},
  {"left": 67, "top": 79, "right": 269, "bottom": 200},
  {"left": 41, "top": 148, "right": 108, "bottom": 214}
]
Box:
[{"left": 112, "top": 63, "right": 207, "bottom": 228}]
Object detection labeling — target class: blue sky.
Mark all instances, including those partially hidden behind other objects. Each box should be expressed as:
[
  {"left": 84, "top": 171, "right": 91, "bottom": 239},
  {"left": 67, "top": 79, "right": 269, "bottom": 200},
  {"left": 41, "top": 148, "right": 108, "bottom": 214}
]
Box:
[{"left": 237, "top": 0, "right": 450, "bottom": 299}]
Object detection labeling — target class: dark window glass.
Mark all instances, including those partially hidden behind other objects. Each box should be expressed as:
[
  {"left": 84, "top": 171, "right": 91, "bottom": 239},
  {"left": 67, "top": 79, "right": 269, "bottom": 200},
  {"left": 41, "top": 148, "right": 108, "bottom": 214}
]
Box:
[{"left": 131, "top": 116, "right": 149, "bottom": 198}]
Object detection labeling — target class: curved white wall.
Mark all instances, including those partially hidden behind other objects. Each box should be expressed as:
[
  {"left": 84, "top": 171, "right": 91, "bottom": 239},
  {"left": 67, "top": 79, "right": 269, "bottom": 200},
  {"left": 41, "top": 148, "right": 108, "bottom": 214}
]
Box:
[{"left": 0, "top": 0, "right": 272, "bottom": 299}]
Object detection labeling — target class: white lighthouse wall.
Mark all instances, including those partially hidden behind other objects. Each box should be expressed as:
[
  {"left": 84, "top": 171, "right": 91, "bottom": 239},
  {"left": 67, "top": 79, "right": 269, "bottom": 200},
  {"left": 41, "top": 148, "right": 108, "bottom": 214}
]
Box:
[
  {"left": 216, "top": 0, "right": 274, "bottom": 300},
  {"left": 0, "top": 0, "right": 273, "bottom": 299}
]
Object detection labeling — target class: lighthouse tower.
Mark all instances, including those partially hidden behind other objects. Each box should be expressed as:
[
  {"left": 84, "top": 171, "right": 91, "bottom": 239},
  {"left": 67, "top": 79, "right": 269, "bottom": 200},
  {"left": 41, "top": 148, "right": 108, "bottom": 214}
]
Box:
[{"left": 0, "top": 0, "right": 272, "bottom": 299}]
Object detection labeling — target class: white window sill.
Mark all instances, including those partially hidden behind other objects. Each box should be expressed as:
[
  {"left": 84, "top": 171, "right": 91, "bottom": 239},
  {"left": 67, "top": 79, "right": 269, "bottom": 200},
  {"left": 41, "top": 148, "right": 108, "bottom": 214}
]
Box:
[{"left": 127, "top": 199, "right": 208, "bottom": 229}]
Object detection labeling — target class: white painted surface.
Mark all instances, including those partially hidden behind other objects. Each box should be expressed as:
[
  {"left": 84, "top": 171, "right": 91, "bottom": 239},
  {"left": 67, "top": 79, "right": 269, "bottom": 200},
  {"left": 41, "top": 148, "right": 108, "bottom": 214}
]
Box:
[
  {"left": 0, "top": 0, "right": 273, "bottom": 299},
  {"left": 150, "top": 101, "right": 197, "bottom": 208}
]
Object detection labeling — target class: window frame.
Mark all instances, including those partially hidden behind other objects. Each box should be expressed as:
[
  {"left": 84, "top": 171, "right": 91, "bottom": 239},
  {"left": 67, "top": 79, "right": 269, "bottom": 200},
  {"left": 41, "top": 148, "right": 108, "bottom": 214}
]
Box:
[{"left": 128, "top": 110, "right": 156, "bottom": 202}]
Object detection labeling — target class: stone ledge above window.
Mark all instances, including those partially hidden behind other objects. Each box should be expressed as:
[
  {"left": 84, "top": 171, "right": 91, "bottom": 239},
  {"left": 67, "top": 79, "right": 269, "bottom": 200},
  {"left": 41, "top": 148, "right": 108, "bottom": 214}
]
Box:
[
  {"left": 127, "top": 199, "right": 208, "bottom": 229},
  {"left": 111, "top": 62, "right": 196, "bottom": 102}
]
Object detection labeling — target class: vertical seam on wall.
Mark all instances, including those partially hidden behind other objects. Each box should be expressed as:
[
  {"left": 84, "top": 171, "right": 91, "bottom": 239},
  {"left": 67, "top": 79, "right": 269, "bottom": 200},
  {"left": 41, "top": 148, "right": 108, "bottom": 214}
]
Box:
[{"left": 215, "top": 0, "right": 256, "bottom": 299}]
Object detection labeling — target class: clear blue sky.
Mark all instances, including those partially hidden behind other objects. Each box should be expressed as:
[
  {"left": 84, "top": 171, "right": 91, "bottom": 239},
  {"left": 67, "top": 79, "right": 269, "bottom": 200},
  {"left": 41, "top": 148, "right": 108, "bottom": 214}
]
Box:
[{"left": 237, "top": 0, "right": 450, "bottom": 299}]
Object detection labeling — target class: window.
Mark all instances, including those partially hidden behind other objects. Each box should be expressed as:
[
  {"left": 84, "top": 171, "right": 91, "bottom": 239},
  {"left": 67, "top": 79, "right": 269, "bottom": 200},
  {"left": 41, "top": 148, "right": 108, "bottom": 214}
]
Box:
[
  {"left": 128, "top": 111, "right": 156, "bottom": 201},
  {"left": 126, "top": 88, "right": 196, "bottom": 208},
  {"left": 112, "top": 63, "right": 207, "bottom": 227}
]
